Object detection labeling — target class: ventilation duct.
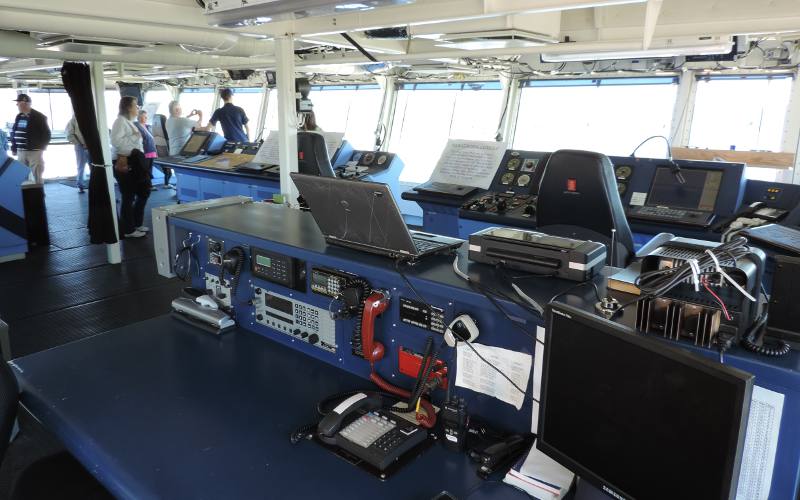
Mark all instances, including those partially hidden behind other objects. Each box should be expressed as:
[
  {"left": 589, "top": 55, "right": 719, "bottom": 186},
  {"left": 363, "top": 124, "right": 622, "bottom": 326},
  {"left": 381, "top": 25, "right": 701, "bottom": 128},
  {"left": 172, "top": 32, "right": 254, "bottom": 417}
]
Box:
[
  {"left": 433, "top": 29, "right": 558, "bottom": 51},
  {"left": 35, "top": 35, "right": 156, "bottom": 55},
  {"left": 205, "top": 0, "right": 415, "bottom": 27}
]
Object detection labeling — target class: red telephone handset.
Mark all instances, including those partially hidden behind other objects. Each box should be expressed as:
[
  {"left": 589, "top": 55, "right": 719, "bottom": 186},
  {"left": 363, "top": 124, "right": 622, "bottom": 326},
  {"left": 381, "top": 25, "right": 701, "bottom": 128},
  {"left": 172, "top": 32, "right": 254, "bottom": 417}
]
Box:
[{"left": 361, "top": 291, "right": 389, "bottom": 366}]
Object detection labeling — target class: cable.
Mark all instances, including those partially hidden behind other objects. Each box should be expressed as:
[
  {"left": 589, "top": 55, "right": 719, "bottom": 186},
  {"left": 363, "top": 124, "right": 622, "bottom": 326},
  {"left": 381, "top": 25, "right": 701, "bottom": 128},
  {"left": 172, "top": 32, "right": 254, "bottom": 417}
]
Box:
[
  {"left": 630, "top": 135, "right": 685, "bottom": 184},
  {"left": 174, "top": 234, "right": 200, "bottom": 282},
  {"left": 702, "top": 277, "right": 731, "bottom": 321}
]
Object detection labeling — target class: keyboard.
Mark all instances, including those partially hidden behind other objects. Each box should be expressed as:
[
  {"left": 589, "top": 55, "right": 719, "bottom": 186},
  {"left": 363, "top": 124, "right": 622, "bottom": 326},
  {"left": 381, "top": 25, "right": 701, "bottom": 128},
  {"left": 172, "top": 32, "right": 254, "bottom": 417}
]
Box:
[
  {"left": 413, "top": 238, "right": 444, "bottom": 253},
  {"left": 628, "top": 205, "right": 714, "bottom": 227},
  {"left": 182, "top": 154, "right": 210, "bottom": 164},
  {"left": 743, "top": 224, "right": 800, "bottom": 254}
]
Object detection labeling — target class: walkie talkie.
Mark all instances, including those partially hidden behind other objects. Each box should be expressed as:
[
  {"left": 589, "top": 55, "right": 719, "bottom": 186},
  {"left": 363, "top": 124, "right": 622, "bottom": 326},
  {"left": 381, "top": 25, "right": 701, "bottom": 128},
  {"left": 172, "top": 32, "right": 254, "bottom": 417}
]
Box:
[{"left": 441, "top": 397, "right": 468, "bottom": 452}]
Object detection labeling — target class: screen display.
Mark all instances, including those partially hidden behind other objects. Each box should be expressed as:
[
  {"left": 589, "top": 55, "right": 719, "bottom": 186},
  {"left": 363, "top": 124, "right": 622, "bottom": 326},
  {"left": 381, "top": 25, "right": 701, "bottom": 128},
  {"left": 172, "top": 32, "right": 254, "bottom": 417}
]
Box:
[
  {"left": 486, "top": 228, "right": 582, "bottom": 249},
  {"left": 182, "top": 133, "right": 207, "bottom": 155},
  {"left": 647, "top": 167, "right": 723, "bottom": 211},
  {"left": 256, "top": 255, "right": 272, "bottom": 268},
  {"left": 539, "top": 308, "right": 750, "bottom": 500},
  {"left": 265, "top": 293, "right": 293, "bottom": 315}
]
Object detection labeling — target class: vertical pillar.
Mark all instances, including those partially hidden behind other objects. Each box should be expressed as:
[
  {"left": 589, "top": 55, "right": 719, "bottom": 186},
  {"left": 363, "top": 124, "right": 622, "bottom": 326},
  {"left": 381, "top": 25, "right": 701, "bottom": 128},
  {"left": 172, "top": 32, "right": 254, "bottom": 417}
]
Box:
[
  {"left": 255, "top": 83, "right": 270, "bottom": 141},
  {"left": 669, "top": 70, "right": 697, "bottom": 147},
  {"left": 375, "top": 75, "right": 397, "bottom": 151},
  {"left": 89, "top": 61, "right": 121, "bottom": 264},
  {"left": 498, "top": 74, "right": 522, "bottom": 144},
  {"left": 276, "top": 34, "right": 299, "bottom": 205},
  {"left": 782, "top": 75, "right": 800, "bottom": 185}
]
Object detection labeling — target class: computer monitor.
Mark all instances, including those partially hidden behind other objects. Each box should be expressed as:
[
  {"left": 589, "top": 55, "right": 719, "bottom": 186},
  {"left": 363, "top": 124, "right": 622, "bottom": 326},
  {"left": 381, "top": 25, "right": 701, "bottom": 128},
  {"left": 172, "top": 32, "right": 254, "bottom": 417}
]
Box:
[
  {"left": 180, "top": 132, "right": 210, "bottom": 156},
  {"left": 647, "top": 167, "right": 723, "bottom": 212},
  {"left": 538, "top": 303, "right": 753, "bottom": 500}
]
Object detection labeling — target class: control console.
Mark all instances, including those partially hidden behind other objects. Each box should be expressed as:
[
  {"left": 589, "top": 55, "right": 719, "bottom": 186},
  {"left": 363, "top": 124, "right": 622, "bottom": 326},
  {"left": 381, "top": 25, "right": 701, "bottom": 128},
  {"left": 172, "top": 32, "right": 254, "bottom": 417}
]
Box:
[
  {"left": 459, "top": 150, "right": 549, "bottom": 227},
  {"left": 254, "top": 289, "right": 337, "bottom": 353}
]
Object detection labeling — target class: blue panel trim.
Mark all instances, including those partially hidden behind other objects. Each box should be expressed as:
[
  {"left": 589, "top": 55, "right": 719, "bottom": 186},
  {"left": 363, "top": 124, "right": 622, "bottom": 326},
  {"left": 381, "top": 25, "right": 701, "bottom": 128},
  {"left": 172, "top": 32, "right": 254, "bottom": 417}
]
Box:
[
  {"left": 311, "top": 84, "right": 381, "bottom": 91},
  {"left": 695, "top": 73, "right": 795, "bottom": 82},
  {"left": 522, "top": 76, "right": 678, "bottom": 88},
  {"left": 398, "top": 81, "right": 502, "bottom": 91}
]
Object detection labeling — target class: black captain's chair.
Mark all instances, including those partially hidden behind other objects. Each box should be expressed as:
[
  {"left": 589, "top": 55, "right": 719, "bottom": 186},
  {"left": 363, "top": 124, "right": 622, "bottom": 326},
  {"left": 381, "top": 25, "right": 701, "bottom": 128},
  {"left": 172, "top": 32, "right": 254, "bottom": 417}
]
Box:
[
  {"left": 536, "top": 149, "right": 635, "bottom": 267},
  {"left": 297, "top": 131, "right": 336, "bottom": 178},
  {"left": 0, "top": 358, "right": 113, "bottom": 500}
]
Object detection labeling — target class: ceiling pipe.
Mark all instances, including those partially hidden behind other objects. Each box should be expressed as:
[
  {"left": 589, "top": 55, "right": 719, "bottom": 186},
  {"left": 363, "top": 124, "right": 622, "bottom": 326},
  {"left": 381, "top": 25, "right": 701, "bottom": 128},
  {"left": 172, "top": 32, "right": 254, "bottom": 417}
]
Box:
[
  {"left": 0, "top": 30, "right": 277, "bottom": 69},
  {"left": 0, "top": 9, "right": 269, "bottom": 57}
]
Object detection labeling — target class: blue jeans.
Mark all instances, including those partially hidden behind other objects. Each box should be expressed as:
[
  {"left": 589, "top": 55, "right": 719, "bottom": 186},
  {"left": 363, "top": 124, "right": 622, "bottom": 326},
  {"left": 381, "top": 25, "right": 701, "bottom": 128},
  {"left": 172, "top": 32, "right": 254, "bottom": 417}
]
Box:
[{"left": 74, "top": 144, "right": 90, "bottom": 188}]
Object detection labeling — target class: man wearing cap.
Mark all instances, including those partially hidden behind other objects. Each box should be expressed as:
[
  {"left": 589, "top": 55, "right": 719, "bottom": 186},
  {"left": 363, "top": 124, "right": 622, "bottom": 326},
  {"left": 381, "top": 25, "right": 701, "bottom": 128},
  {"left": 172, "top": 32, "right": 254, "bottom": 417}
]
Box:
[{"left": 11, "top": 94, "right": 51, "bottom": 184}]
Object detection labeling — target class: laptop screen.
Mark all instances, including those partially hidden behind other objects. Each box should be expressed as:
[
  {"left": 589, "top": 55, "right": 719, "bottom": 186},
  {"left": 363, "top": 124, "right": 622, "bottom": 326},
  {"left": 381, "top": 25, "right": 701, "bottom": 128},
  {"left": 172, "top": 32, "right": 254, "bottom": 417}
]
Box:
[{"left": 291, "top": 174, "right": 418, "bottom": 256}]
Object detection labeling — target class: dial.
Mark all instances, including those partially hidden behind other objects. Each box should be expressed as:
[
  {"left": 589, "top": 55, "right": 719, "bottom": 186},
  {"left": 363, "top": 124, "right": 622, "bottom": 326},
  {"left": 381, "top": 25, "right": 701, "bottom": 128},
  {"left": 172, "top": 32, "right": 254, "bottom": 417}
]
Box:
[
  {"left": 507, "top": 158, "right": 521, "bottom": 171},
  {"left": 617, "top": 182, "right": 628, "bottom": 196},
  {"left": 362, "top": 152, "right": 375, "bottom": 165},
  {"left": 376, "top": 154, "right": 388, "bottom": 166},
  {"left": 517, "top": 174, "right": 531, "bottom": 187},
  {"left": 501, "top": 173, "right": 515, "bottom": 185},
  {"left": 615, "top": 165, "right": 633, "bottom": 180}
]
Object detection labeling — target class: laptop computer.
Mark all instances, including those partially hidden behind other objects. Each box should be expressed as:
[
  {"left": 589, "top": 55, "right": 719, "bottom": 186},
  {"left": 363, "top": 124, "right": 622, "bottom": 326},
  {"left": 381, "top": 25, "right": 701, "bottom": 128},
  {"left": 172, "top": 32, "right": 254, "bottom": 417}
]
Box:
[{"left": 291, "top": 173, "right": 464, "bottom": 261}]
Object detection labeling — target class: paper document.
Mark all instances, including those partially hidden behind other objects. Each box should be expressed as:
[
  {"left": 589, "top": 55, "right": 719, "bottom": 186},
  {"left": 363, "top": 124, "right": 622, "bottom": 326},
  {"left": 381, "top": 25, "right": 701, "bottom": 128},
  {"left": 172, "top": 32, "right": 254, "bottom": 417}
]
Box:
[
  {"left": 321, "top": 132, "right": 345, "bottom": 159},
  {"left": 531, "top": 326, "right": 546, "bottom": 433},
  {"left": 429, "top": 139, "right": 507, "bottom": 190},
  {"left": 456, "top": 343, "right": 532, "bottom": 410},
  {"left": 504, "top": 439, "right": 574, "bottom": 499},
  {"left": 736, "top": 386, "right": 784, "bottom": 500},
  {"left": 253, "top": 131, "right": 280, "bottom": 166}
]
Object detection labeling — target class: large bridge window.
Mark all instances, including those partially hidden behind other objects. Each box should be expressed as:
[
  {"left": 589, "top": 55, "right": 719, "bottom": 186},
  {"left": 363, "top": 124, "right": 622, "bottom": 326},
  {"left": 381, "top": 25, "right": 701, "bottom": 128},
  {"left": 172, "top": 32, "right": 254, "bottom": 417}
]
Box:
[
  {"left": 309, "top": 84, "right": 384, "bottom": 150},
  {"left": 689, "top": 75, "right": 793, "bottom": 152},
  {"left": 389, "top": 81, "right": 503, "bottom": 183},
  {"left": 513, "top": 77, "right": 679, "bottom": 157},
  {"left": 178, "top": 88, "right": 215, "bottom": 124}
]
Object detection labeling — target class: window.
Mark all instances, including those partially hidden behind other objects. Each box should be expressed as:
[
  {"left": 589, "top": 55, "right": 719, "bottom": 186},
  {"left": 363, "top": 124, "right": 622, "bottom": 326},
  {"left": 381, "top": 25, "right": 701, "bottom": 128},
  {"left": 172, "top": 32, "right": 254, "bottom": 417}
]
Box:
[
  {"left": 103, "top": 89, "right": 121, "bottom": 131},
  {"left": 226, "top": 87, "right": 263, "bottom": 141},
  {"left": 689, "top": 75, "right": 793, "bottom": 152},
  {"left": 179, "top": 88, "right": 215, "bottom": 124},
  {"left": 513, "top": 77, "right": 679, "bottom": 158},
  {"left": 0, "top": 88, "right": 20, "bottom": 131},
  {"left": 310, "top": 85, "right": 384, "bottom": 150},
  {"left": 27, "top": 89, "right": 74, "bottom": 133},
  {"left": 143, "top": 88, "right": 173, "bottom": 118},
  {"left": 389, "top": 81, "right": 503, "bottom": 183}
]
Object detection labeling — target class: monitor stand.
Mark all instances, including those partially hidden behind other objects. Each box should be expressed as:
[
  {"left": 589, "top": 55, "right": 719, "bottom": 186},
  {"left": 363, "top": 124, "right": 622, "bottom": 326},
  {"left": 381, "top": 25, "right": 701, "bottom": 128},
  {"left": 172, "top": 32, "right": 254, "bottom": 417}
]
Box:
[{"left": 572, "top": 477, "right": 614, "bottom": 500}]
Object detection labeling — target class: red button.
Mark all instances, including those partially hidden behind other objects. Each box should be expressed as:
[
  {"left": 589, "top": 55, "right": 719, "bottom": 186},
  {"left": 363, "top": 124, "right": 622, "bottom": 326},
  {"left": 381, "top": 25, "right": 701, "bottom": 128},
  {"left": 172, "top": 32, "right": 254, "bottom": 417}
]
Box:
[{"left": 567, "top": 178, "right": 577, "bottom": 192}]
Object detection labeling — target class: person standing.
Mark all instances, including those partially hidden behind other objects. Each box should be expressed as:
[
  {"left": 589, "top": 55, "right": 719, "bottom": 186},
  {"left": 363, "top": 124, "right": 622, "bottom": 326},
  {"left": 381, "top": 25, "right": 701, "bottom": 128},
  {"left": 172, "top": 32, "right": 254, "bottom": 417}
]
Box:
[
  {"left": 208, "top": 88, "right": 249, "bottom": 142},
  {"left": 165, "top": 101, "right": 203, "bottom": 156},
  {"left": 111, "top": 96, "right": 150, "bottom": 239},
  {"left": 66, "top": 115, "right": 89, "bottom": 193},
  {"left": 10, "top": 94, "right": 51, "bottom": 184},
  {"left": 135, "top": 110, "right": 158, "bottom": 191}
]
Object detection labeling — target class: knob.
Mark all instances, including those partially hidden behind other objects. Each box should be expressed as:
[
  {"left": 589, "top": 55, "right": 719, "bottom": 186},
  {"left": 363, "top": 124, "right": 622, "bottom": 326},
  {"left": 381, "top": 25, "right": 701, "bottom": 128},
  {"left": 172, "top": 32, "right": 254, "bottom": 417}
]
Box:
[
  {"left": 293, "top": 328, "right": 301, "bottom": 336},
  {"left": 308, "top": 333, "right": 319, "bottom": 345},
  {"left": 255, "top": 288, "right": 262, "bottom": 295},
  {"left": 524, "top": 204, "right": 535, "bottom": 216},
  {"left": 301, "top": 332, "right": 309, "bottom": 339},
  {"left": 475, "top": 202, "right": 486, "bottom": 211},
  {"left": 496, "top": 199, "right": 507, "bottom": 212},
  {"left": 256, "top": 314, "right": 263, "bottom": 321}
]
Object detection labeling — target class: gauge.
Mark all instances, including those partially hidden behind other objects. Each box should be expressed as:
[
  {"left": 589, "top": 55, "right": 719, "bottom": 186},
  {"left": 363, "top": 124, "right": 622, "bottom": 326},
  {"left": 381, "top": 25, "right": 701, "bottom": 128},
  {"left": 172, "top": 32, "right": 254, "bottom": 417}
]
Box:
[
  {"left": 517, "top": 174, "right": 531, "bottom": 187},
  {"left": 362, "top": 152, "right": 375, "bottom": 165},
  {"left": 507, "top": 158, "right": 521, "bottom": 171},
  {"left": 501, "top": 173, "right": 515, "bottom": 185},
  {"left": 617, "top": 183, "right": 628, "bottom": 196},
  {"left": 376, "top": 154, "right": 388, "bottom": 166},
  {"left": 615, "top": 165, "right": 633, "bottom": 180},
  {"left": 521, "top": 159, "right": 538, "bottom": 172}
]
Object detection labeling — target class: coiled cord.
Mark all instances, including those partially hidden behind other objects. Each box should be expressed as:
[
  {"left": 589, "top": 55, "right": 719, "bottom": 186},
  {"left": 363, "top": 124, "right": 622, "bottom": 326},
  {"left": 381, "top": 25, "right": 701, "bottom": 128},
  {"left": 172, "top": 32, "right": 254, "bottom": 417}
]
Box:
[{"left": 346, "top": 277, "right": 372, "bottom": 357}]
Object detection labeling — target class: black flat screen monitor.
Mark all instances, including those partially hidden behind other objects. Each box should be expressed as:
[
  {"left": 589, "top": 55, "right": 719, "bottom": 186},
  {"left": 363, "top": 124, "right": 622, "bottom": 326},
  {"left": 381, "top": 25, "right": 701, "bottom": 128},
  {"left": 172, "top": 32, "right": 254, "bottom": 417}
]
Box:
[
  {"left": 180, "top": 132, "right": 210, "bottom": 156},
  {"left": 647, "top": 167, "right": 723, "bottom": 212},
  {"left": 538, "top": 303, "right": 753, "bottom": 500}
]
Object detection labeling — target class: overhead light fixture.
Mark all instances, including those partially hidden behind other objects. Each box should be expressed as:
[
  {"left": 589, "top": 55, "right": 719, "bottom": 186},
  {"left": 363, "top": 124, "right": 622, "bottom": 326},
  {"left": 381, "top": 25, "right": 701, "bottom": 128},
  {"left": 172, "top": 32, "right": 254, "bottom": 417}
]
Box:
[
  {"left": 205, "top": 0, "right": 414, "bottom": 28},
  {"left": 434, "top": 29, "right": 557, "bottom": 51},
  {"left": 541, "top": 41, "right": 734, "bottom": 62}
]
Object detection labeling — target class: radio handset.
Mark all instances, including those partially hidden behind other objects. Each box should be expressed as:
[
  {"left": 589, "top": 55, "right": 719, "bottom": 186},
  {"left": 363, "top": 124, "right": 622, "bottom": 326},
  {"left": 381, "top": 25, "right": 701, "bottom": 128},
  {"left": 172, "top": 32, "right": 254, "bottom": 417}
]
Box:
[{"left": 219, "top": 246, "right": 245, "bottom": 298}]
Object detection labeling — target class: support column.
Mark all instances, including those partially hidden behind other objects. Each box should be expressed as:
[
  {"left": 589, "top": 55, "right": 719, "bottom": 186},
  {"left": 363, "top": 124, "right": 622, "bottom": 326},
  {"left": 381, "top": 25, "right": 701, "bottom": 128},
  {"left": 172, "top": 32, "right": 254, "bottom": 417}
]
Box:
[
  {"left": 90, "top": 61, "right": 121, "bottom": 264},
  {"left": 375, "top": 75, "right": 397, "bottom": 151},
  {"left": 275, "top": 34, "right": 299, "bottom": 205},
  {"left": 669, "top": 70, "right": 697, "bottom": 147},
  {"left": 782, "top": 73, "right": 800, "bottom": 185},
  {"left": 255, "top": 83, "right": 270, "bottom": 141},
  {"left": 498, "top": 74, "right": 522, "bottom": 144}
]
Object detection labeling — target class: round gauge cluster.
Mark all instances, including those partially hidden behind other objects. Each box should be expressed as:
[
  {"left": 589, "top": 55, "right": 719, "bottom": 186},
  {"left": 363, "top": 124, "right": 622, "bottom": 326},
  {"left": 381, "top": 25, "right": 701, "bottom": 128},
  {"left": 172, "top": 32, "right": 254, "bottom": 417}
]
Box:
[
  {"left": 614, "top": 165, "right": 634, "bottom": 197},
  {"left": 501, "top": 173, "right": 515, "bottom": 185}
]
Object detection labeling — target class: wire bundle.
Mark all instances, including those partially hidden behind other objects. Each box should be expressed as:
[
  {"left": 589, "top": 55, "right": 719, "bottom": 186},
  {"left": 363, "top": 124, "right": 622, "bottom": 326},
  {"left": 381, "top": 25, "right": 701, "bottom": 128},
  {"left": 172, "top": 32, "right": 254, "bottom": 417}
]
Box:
[{"left": 635, "top": 237, "right": 755, "bottom": 301}]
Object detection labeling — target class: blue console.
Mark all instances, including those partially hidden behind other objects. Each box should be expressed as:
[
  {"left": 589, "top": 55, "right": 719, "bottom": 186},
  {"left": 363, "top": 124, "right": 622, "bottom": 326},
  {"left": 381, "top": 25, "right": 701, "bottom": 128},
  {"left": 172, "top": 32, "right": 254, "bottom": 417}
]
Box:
[{"left": 0, "top": 152, "right": 30, "bottom": 262}]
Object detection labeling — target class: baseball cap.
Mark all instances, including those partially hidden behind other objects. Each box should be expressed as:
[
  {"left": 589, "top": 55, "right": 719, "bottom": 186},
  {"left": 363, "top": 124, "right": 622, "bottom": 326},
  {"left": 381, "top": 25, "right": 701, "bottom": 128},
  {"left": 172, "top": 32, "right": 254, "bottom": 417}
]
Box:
[{"left": 13, "top": 94, "right": 31, "bottom": 103}]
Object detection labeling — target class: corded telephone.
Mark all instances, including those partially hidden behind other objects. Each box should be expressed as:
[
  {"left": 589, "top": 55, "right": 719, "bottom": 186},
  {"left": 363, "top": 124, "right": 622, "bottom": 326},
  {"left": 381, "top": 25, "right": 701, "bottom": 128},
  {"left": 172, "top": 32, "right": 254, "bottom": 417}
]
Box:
[{"left": 316, "top": 392, "right": 428, "bottom": 472}]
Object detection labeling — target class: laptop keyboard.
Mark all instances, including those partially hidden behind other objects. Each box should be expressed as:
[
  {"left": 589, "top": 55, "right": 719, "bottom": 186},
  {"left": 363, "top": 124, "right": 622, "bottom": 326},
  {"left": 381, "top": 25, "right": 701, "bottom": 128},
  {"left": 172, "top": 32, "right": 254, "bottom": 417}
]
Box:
[
  {"left": 749, "top": 224, "right": 800, "bottom": 252},
  {"left": 413, "top": 238, "right": 443, "bottom": 252}
]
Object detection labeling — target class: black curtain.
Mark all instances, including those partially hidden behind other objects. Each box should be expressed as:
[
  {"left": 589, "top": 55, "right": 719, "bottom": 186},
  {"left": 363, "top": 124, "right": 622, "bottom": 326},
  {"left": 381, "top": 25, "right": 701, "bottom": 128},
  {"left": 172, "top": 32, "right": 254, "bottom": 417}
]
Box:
[
  {"left": 61, "top": 62, "right": 118, "bottom": 244},
  {"left": 118, "top": 82, "right": 144, "bottom": 108}
]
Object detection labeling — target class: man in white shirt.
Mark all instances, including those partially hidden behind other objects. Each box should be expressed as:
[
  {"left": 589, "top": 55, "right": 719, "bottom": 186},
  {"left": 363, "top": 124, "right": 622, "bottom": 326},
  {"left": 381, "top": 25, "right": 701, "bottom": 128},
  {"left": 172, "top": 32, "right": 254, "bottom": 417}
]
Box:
[{"left": 165, "top": 101, "right": 203, "bottom": 156}]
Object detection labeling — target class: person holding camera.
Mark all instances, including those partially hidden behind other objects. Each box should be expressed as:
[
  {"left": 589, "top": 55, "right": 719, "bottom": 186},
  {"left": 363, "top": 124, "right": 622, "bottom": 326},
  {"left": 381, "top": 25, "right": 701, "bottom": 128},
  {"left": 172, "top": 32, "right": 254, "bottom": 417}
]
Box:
[{"left": 165, "top": 100, "right": 204, "bottom": 156}]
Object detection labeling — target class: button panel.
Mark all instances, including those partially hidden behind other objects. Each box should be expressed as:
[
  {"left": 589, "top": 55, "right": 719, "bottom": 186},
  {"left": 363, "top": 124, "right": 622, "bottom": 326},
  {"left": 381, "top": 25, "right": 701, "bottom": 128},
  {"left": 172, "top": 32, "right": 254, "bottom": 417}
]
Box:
[{"left": 254, "top": 291, "right": 336, "bottom": 353}]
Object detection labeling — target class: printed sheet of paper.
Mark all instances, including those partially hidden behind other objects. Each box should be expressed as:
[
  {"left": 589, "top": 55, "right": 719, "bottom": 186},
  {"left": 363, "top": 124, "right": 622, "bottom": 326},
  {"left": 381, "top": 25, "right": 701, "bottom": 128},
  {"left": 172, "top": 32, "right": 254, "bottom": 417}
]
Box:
[
  {"left": 456, "top": 343, "right": 532, "bottom": 410},
  {"left": 531, "top": 326, "right": 546, "bottom": 433},
  {"left": 429, "top": 139, "right": 507, "bottom": 190},
  {"left": 253, "top": 130, "right": 280, "bottom": 166},
  {"left": 736, "top": 386, "right": 785, "bottom": 500},
  {"left": 322, "top": 132, "right": 344, "bottom": 159}
]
